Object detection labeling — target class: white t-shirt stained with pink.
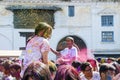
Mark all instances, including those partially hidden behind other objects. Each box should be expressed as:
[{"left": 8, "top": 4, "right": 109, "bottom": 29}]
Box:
[{"left": 23, "top": 36, "right": 50, "bottom": 67}]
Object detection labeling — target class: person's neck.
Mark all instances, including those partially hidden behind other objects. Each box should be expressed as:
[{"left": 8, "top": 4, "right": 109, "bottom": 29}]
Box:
[
  {"left": 100, "top": 76, "right": 106, "bottom": 80},
  {"left": 68, "top": 46, "right": 72, "bottom": 49},
  {"left": 85, "top": 75, "right": 92, "bottom": 80}
]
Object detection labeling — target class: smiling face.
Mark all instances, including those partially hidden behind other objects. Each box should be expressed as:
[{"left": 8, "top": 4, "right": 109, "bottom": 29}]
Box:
[
  {"left": 83, "top": 65, "right": 93, "bottom": 78},
  {"left": 65, "top": 37, "right": 74, "bottom": 49}
]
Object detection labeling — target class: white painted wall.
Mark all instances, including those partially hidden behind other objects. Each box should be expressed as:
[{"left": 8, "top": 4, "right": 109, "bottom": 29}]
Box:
[
  {"left": 0, "top": 2, "right": 120, "bottom": 60},
  {"left": 92, "top": 3, "right": 120, "bottom": 52},
  {"left": 0, "top": 5, "right": 14, "bottom": 50},
  {"left": 0, "top": 27, "right": 13, "bottom": 50}
]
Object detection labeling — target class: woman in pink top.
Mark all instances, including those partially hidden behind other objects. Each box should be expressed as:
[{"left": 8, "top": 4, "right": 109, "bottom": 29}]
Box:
[{"left": 21, "top": 22, "right": 52, "bottom": 78}]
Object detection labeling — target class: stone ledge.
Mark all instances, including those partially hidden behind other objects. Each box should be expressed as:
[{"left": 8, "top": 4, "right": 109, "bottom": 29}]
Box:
[{"left": 6, "top": 5, "right": 61, "bottom": 11}]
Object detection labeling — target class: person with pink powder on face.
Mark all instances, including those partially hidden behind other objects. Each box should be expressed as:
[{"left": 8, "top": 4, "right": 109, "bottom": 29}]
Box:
[{"left": 51, "top": 36, "right": 78, "bottom": 65}]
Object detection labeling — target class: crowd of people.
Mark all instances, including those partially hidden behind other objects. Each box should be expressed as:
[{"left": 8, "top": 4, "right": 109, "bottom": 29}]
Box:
[
  {"left": 0, "top": 22, "right": 120, "bottom": 80},
  {"left": 0, "top": 57, "right": 120, "bottom": 80}
]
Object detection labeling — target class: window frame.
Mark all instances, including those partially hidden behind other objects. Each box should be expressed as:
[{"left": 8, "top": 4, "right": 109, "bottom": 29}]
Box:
[
  {"left": 101, "top": 15, "right": 114, "bottom": 27},
  {"left": 68, "top": 6, "right": 75, "bottom": 17},
  {"left": 101, "top": 31, "right": 114, "bottom": 42}
]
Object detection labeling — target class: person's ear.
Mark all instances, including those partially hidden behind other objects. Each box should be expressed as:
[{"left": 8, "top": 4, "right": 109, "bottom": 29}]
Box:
[{"left": 38, "top": 30, "right": 44, "bottom": 36}]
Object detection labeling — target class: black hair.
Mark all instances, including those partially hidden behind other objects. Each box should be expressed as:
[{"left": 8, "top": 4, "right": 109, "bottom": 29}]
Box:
[
  {"left": 99, "top": 64, "right": 109, "bottom": 74},
  {"left": 80, "top": 62, "right": 90, "bottom": 71}
]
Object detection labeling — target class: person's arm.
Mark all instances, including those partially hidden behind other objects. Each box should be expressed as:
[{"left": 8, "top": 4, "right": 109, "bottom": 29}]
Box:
[
  {"left": 71, "top": 46, "right": 78, "bottom": 61},
  {"left": 50, "top": 48, "right": 61, "bottom": 56},
  {"left": 42, "top": 51, "right": 49, "bottom": 65}
]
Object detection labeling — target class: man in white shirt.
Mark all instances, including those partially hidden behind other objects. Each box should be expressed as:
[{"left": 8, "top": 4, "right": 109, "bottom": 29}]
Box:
[
  {"left": 80, "top": 62, "right": 100, "bottom": 80},
  {"left": 51, "top": 36, "right": 78, "bottom": 65}
]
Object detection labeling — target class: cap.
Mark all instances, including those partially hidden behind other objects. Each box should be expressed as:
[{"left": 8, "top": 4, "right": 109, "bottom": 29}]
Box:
[{"left": 66, "top": 37, "right": 74, "bottom": 42}]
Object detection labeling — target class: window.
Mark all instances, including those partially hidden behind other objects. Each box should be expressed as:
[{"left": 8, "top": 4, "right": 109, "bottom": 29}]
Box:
[
  {"left": 101, "top": 31, "right": 114, "bottom": 42},
  {"left": 101, "top": 15, "right": 113, "bottom": 26},
  {"left": 14, "top": 9, "right": 54, "bottom": 29},
  {"left": 19, "top": 32, "right": 34, "bottom": 50},
  {"left": 68, "top": 6, "right": 74, "bottom": 17}
]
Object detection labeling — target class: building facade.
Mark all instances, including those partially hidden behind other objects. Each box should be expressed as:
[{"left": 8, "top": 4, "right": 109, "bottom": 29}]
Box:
[{"left": 0, "top": 0, "right": 120, "bottom": 60}]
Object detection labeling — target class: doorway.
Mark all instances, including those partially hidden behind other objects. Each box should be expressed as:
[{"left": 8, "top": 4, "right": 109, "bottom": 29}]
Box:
[{"left": 56, "top": 35, "right": 87, "bottom": 51}]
